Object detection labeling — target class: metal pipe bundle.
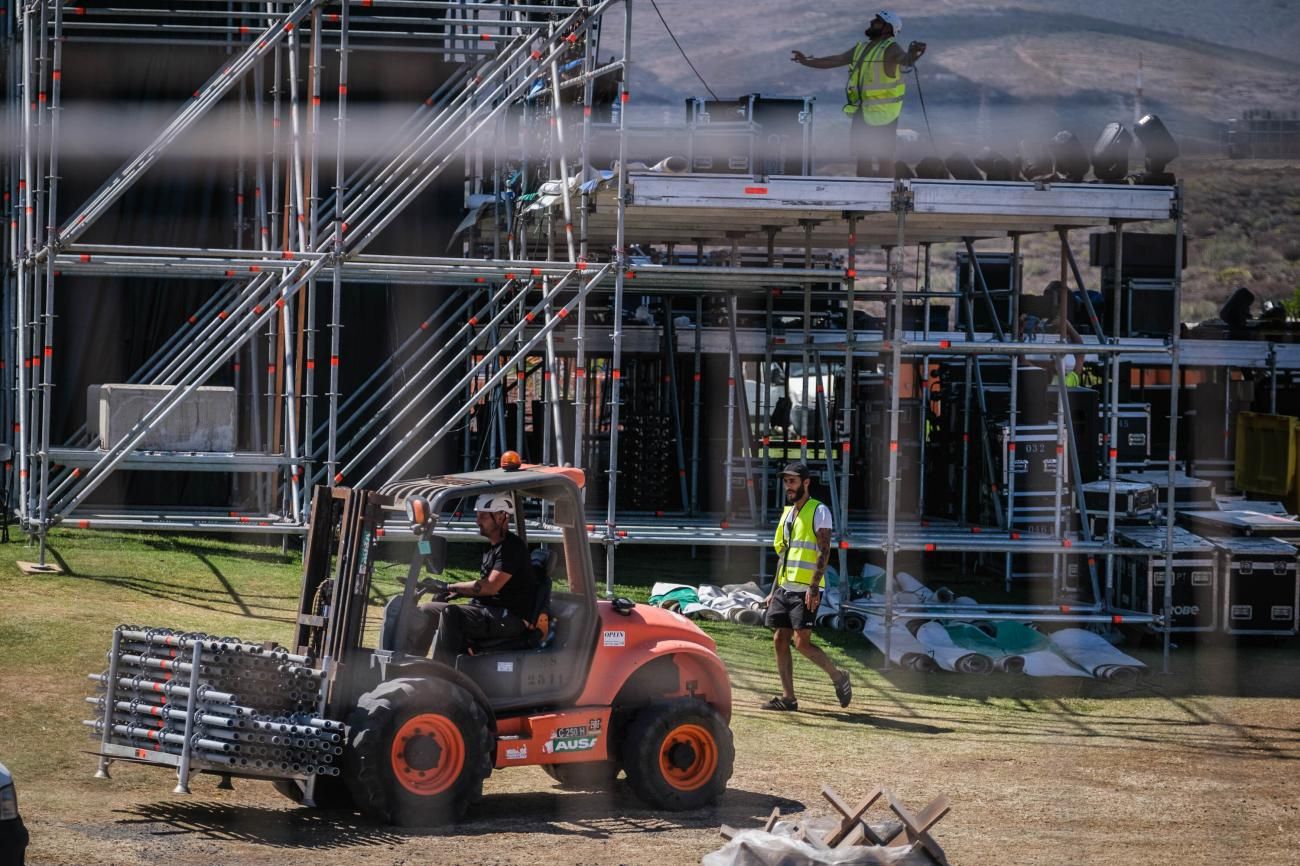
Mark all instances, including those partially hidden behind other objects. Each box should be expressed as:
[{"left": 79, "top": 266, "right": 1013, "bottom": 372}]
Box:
[{"left": 87, "top": 625, "right": 340, "bottom": 787}]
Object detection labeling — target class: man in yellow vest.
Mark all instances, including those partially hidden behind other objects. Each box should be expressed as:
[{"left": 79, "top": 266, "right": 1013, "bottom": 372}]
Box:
[
  {"left": 761, "top": 461, "right": 852, "bottom": 711},
  {"left": 791, "top": 10, "right": 926, "bottom": 177}
]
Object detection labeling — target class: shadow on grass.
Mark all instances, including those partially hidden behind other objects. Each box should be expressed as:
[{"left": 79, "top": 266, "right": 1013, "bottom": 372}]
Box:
[
  {"left": 46, "top": 544, "right": 73, "bottom": 575},
  {"left": 114, "top": 800, "right": 407, "bottom": 849},
  {"left": 55, "top": 569, "right": 295, "bottom": 624},
  {"left": 798, "top": 708, "right": 954, "bottom": 734},
  {"left": 116, "top": 786, "right": 802, "bottom": 847},
  {"left": 142, "top": 536, "right": 299, "bottom": 567}
]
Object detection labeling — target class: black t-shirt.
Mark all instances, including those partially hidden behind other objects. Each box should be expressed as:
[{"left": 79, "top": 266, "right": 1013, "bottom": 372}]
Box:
[{"left": 476, "top": 532, "right": 537, "bottom": 618}]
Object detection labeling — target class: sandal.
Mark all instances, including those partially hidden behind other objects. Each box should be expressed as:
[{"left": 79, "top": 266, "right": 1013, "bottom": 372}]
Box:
[
  {"left": 833, "top": 670, "right": 853, "bottom": 708},
  {"left": 761, "top": 696, "right": 799, "bottom": 712}
]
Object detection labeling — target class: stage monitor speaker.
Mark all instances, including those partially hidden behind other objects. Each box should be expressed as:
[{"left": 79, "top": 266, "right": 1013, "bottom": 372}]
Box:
[
  {"left": 955, "top": 251, "right": 1015, "bottom": 335},
  {"left": 1089, "top": 231, "right": 1187, "bottom": 271}
]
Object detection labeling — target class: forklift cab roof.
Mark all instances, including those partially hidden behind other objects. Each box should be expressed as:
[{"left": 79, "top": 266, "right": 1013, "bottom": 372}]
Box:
[{"left": 379, "top": 465, "right": 586, "bottom": 515}]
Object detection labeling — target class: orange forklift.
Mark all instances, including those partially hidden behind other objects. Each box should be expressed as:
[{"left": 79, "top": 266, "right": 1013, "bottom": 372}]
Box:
[{"left": 285, "top": 455, "right": 734, "bottom": 826}]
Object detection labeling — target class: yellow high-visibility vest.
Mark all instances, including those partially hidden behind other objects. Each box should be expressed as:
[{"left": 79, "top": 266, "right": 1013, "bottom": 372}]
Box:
[
  {"left": 773, "top": 498, "right": 824, "bottom": 588},
  {"left": 844, "top": 38, "right": 904, "bottom": 126}
]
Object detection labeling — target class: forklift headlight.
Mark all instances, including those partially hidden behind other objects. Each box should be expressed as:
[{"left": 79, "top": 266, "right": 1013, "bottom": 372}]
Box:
[{"left": 404, "top": 496, "right": 431, "bottom": 530}]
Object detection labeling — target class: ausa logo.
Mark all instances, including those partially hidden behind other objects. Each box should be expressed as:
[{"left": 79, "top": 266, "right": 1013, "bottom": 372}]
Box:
[{"left": 542, "top": 735, "right": 598, "bottom": 754}]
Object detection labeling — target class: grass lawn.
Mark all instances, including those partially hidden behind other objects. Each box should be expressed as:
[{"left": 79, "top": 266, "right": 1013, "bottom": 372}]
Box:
[{"left": 2, "top": 529, "right": 1298, "bottom": 865}]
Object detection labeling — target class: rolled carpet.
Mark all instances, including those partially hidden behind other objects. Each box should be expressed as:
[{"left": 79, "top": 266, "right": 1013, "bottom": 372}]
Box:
[
  {"left": 1048, "top": 628, "right": 1148, "bottom": 681},
  {"left": 862, "top": 614, "right": 938, "bottom": 672},
  {"left": 914, "top": 622, "right": 994, "bottom": 674}
]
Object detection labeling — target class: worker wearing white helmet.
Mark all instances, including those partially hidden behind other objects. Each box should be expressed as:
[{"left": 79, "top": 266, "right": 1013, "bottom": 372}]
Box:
[
  {"left": 791, "top": 10, "right": 927, "bottom": 177},
  {"left": 408, "top": 490, "right": 539, "bottom": 665}
]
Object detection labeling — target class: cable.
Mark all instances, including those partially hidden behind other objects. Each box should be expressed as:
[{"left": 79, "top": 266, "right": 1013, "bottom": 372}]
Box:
[
  {"left": 908, "top": 65, "right": 938, "bottom": 156},
  {"left": 647, "top": 0, "right": 720, "bottom": 101}
]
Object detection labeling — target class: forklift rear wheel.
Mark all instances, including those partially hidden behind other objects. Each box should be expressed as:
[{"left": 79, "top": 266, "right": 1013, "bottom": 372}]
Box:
[
  {"left": 542, "top": 760, "right": 621, "bottom": 791},
  {"left": 623, "top": 699, "right": 734, "bottom": 811},
  {"left": 344, "top": 677, "right": 493, "bottom": 827}
]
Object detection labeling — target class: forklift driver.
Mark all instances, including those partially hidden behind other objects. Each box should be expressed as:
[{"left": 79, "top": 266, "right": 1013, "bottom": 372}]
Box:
[{"left": 407, "top": 494, "right": 539, "bottom": 665}]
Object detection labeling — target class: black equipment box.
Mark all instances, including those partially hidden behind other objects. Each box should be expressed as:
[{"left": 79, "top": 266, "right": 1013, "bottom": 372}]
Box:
[
  {"left": 1177, "top": 509, "right": 1300, "bottom": 540},
  {"left": 685, "top": 93, "right": 813, "bottom": 176},
  {"left": 1000, "top": 424, "right": 1065, "bottom": 493},
  {"left": 1118, "top": 470, "right": 1215, "bottom": 508},
  {"left": 900, "top": 303, "right": 950, "bottom": 332},
  {"left": 1082, "top": 480, "right": 1158, "bottom": 516},
  {"left": 1117, "top": 525, "right": 1218, "bottom": 632},
  {"left": 1215, "top": 537, "right": 1298, "bottom": 635},
  {"left": 1105, "top": 403, "right": 1150, "bottom": 469}
]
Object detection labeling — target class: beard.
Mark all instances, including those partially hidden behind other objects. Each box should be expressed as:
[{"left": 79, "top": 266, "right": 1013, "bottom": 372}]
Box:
[
  {"left": 866, "top": 24, "right": 883, "bottom": 39},
  {"left": 785, "top": 487, "right": 800, "bottom": 504}
]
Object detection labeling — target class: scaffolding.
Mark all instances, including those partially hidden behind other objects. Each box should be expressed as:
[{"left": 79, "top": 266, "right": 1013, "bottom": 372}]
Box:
[{"left": 7, "top": 1, "right": 1299, "bottom": 666}]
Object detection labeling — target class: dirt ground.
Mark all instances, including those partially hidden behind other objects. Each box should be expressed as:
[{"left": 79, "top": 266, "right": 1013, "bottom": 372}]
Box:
[{"left": 18, "top": 638, "right": 1300, "bottom": 866}]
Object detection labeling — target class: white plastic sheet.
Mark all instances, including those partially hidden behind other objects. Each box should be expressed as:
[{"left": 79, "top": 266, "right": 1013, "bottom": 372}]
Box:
[{"left": 704, "top": 818, "right": 932, "bottom": 866}]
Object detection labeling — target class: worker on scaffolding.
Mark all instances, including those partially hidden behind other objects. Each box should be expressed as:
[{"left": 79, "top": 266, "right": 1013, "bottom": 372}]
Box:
[
  {"left": 1020, "top": 280, "right": 1086, "bottom": 387},
  {"left": 761, "top": 462, "right": 853, "bottom": 711},
  {"left": 791, "top": 10, "right": 926, "bottom": 177}
]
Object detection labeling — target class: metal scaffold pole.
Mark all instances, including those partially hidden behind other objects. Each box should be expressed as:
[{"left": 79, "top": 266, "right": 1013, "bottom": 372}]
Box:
[
  {"left": 35, "top": 0, "right": 65, "bottom": 565},
  {"left": 1104, "top": 221, "right": 1125, "bottom": 609},
  {"left": 327, "top": 0, "right": 350, "bottom": 489},
  {"left": 838, "top": 215, "right": 858, "bottom": 594},
  {"left": 301, "top": 3, "right": 324, "bottom": 516},
  {"left": 881, "top": 183, "right": 910, "bottom": 668},
  {"left": 1161, "top": 186, "right": 1186, "bottom": 675},
  {"left": 604, "top": 0, "right": 630, "bottom": 596}
]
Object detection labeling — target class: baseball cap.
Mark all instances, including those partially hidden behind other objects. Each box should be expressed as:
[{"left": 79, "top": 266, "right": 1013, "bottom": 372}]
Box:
[{"left": 780, "top": 461, "right": 811, "bottom": 479}]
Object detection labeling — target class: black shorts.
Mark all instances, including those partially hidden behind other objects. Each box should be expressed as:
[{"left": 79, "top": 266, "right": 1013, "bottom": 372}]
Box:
[{"left": 765, "top": 587, "right": 817, "bottom": 631}]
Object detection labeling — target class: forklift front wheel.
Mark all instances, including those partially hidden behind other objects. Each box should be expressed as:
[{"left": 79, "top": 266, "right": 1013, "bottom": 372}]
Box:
[
  {"left": 623, "top": 699, "right": 734, "bottom": 811},
  {"left": 344, "top": 677, "right": 493, "bottom": 827}
]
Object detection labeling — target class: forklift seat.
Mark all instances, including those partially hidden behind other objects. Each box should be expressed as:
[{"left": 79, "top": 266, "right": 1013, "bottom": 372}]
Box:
[{"left": 466, "top": 546, "right": 556, "bottom": 654}]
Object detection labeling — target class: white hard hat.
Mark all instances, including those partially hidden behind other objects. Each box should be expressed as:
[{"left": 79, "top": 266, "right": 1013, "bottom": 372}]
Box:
[
  {"left": 876, "top": 10, "right": 902, "bottom": 35},
  {"left": 474, "top": 493, "right": 515, "bottom": 515}
]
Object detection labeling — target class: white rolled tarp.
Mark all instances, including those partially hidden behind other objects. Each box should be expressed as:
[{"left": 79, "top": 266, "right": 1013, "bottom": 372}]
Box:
[
  {"left": 1048, "top": 628, "right": 1148, "bottom": 682},
  {"left": 862, "top": 614, "right": 939, "bottom": 672},
  {"left": 894, "top": 572, "right": 955, "bottom": 604}
]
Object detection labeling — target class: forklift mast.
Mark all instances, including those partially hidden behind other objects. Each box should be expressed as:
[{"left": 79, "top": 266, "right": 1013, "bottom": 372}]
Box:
[{"left": 293, "top": 485, "right": 389, "bottom": 716}]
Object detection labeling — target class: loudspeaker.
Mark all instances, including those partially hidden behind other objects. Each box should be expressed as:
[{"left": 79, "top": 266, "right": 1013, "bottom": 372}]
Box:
[
  {"left": 1089, "top": 232, "right": 1187, "bottom": 270},
  {"left": 954, "top": 251, "right": 1015, "bottom": 335}
]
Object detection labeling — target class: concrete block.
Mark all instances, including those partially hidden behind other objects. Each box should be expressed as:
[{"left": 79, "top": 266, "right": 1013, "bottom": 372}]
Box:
[{"left": 87, "top": 384, "right": 237, "bottom": 451}]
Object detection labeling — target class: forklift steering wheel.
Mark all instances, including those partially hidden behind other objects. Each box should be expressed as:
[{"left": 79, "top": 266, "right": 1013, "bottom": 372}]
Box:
[{"left": 417, "top": 578, "right": 453, "bottom": 600}]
